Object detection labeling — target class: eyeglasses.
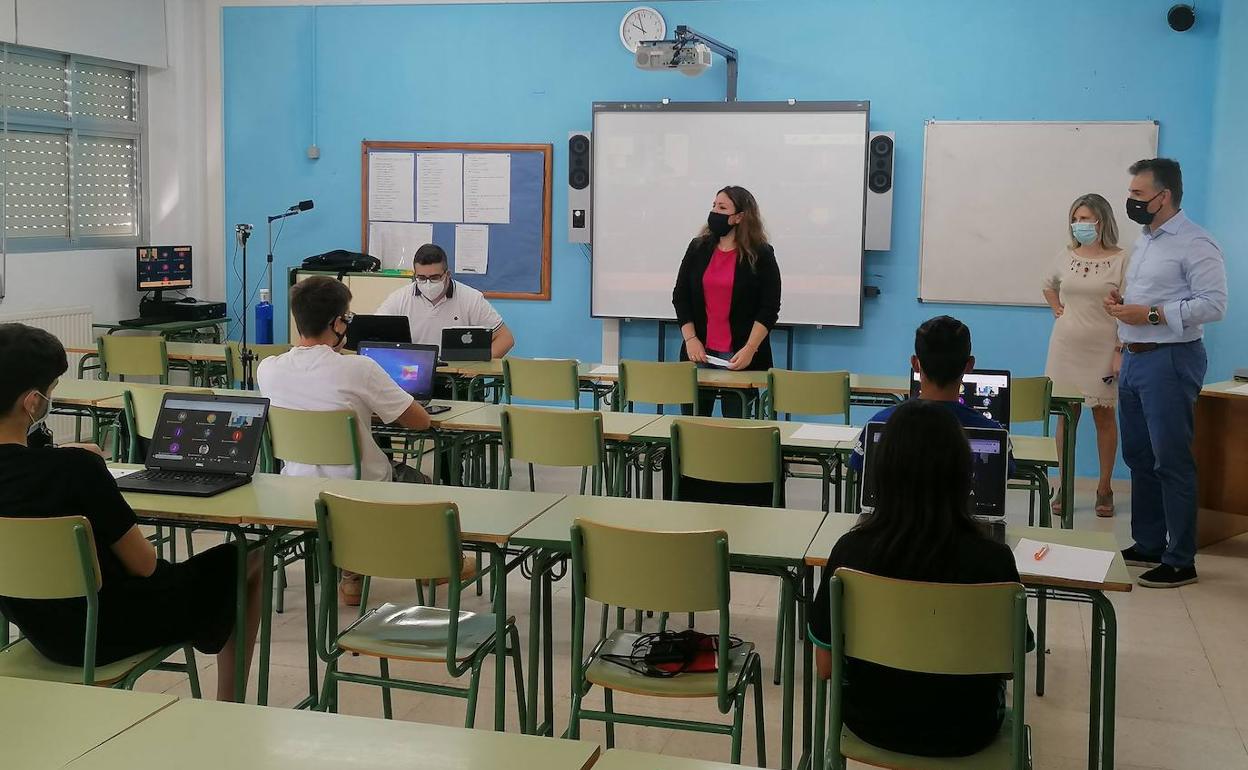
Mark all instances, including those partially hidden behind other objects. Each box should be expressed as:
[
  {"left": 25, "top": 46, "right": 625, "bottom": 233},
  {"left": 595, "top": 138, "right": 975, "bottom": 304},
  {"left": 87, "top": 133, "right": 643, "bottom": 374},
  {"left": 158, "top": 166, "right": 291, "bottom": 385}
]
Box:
[
  {"left": 412, "top": 273, "right": 447, "bottom": 285},
  {"left": 339, "top": 312, "right": 355, "bottom": 326}
]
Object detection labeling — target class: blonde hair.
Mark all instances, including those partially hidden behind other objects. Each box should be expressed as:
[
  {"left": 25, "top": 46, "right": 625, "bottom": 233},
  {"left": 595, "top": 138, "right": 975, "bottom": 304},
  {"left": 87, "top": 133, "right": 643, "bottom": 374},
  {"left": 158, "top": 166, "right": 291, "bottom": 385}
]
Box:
[
  {"left": 697, "top": 185, "right": 770, "bottom": 269},
  {"left": 1067, "top": 193, "right": 1119, "bottom": 250}
]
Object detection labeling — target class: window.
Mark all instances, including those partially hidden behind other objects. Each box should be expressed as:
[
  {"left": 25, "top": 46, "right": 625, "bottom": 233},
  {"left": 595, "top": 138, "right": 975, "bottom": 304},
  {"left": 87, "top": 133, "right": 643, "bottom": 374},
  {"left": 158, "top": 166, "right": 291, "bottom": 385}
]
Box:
[{"left": 0, "top": 45, "right": 144, "bottom": 250}]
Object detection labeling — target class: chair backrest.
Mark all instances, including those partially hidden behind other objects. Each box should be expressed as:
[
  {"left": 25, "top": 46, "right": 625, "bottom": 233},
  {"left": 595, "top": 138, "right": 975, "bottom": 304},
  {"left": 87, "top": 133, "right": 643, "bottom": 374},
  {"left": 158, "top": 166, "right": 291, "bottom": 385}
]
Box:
[
  {"left": 501, "top": 406, "right": 604, "bottom": 468},
  {"left": 97, "top": 335, "right": 168, "bottom": 381},
  {"left": 225, "top": 342, "right": 292, "bottom": 387},
  {"left": 832, "top": 568, "right": 1025, "bottom": 675},
  {"left": 0, "top": 516, "right": 100, "bottom": 599},
  {"left": 618, "top": 360, "right": 698, "bottom": 413},
  {"left": 766, "top": 369, "right": 851, "bottom": 423},
  {"left": 1010, "top": 376, "right": 1053, "bottom": 435},
  {"left": 124, "top": 387, "right": 213, "bottom": 441},
  {"left": 502, "top": 357, "right": 580, "bottom": 407},
  {"left": 267, "top": 407, "right": 361, "bottom": 478},
  {"left": 671, "top": 419, "right": 782, "bottom": 487},
  {"left": 316, "top": 494, "right": 460, "bottom": 581}
]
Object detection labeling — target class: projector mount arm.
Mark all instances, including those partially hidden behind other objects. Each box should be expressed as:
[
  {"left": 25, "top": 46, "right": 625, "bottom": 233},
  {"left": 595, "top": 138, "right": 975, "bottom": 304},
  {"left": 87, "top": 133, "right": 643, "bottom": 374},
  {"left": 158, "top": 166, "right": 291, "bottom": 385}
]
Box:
[{"left": 671, "top": 25, "right": 738, "bottom": 101}]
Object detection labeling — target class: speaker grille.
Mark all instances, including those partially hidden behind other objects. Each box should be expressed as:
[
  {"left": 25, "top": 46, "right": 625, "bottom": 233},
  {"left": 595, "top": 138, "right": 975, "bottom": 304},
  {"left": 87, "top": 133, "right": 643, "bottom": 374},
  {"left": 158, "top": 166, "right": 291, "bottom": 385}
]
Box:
[{"left": 868, "top": 134, "right": 893, "bottom": 194}]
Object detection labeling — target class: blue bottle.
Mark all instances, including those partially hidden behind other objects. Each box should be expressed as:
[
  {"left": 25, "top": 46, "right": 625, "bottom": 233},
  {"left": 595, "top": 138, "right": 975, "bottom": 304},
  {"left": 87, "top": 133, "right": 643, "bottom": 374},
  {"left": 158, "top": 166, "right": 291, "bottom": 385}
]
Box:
[{"left": 255, "top": 288, "right": 274, "bottom": 344}]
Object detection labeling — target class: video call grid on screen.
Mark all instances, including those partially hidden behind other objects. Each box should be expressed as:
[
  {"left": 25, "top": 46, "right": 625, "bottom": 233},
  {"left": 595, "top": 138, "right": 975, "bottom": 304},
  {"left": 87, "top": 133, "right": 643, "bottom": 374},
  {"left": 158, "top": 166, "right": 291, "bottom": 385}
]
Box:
[{"left": 151, "top": 398, "right": 265, "bottom": 470}]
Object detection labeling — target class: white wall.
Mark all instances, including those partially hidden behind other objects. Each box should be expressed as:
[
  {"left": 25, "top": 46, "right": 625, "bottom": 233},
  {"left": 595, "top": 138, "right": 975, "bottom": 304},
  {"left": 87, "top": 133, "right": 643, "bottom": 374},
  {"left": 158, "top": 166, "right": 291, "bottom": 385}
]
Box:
[{"left": 0, "top": 0, "right": 211, "bottom": 324}]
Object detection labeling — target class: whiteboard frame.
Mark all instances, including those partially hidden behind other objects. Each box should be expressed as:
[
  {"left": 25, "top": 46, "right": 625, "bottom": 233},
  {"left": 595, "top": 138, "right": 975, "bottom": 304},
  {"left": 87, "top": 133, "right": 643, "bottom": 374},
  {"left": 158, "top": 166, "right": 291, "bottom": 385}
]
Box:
[
  {"left": 589, "top": 99, "right": 870, "bottom": 327},
  {"left": 917, "top": 119, "right": 1159, "bottom": 307}
]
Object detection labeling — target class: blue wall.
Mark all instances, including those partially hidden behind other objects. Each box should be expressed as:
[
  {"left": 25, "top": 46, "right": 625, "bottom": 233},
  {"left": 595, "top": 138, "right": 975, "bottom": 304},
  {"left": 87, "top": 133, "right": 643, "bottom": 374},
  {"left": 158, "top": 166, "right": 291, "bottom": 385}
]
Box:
[{"left": 223, "top": 0, "right": 1227, "bottom": 478}]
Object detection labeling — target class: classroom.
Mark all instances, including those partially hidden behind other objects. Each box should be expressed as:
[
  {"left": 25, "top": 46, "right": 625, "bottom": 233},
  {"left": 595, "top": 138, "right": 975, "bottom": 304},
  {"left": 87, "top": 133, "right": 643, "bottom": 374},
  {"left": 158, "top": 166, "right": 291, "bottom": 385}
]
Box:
[{"left": 0, "top": 0, "right": 1246, "bottom": 768}]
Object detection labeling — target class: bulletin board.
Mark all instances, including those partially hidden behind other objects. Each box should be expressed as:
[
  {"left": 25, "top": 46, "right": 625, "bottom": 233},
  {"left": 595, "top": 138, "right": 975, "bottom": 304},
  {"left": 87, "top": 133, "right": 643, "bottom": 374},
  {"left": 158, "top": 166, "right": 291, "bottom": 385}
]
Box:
[{"left": 360, "top": 141, "right": 552, "bottom": 300}]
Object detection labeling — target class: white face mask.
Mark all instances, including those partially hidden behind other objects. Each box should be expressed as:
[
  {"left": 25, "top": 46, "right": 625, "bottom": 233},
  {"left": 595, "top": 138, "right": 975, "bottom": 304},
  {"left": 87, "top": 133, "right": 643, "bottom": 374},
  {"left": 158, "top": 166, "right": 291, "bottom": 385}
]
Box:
[
  {"left": 26, "top": 390, "right": 51, "bottom": 436},
  {"left": 417, "top": 276, "right": 449, "bottom": 301}
]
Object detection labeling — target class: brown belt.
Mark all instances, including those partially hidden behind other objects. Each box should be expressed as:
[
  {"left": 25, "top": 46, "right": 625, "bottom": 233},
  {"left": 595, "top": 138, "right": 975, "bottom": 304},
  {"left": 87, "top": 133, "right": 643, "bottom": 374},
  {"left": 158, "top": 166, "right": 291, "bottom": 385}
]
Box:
[{"left": 1124, "top": 341, "right": 1196, "bottom": 354}]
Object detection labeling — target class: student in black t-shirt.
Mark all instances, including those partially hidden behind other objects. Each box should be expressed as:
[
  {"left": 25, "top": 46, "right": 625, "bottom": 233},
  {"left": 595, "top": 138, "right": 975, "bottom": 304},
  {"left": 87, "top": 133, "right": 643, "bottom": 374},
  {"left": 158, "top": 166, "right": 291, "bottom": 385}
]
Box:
[
  {"left": 0, "top": 324, "right": 262, "bottom": 701},
  {"left": 809, "top": 399, "right": 1029, "bottom": 757}
]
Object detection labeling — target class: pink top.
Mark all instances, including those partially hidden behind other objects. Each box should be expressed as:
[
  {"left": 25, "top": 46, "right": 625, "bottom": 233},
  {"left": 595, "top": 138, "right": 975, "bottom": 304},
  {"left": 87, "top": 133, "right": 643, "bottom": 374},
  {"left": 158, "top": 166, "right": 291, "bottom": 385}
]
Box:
[{"left": 703, "top": 248, "right": 737, "bottom": 352}]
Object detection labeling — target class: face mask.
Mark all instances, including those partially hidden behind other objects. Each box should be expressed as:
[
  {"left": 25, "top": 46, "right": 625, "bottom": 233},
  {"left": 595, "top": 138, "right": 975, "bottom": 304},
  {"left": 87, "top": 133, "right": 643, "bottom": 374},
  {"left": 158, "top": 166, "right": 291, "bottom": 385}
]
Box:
[
  {"left": 1126, "top": 191, "right": 1163, "bottom": 226},
  {"left": 1070, "top": 221, "right": 1099, "bottom": 245},
  {"left": 415, "top": 276, "right": 449, "bottom": 301},
  {"left": 707, "top": 211, "right": 735, "bottom": 238},
  {"left": 331, "top": 315, "right": 351, "bottom": 349},
  {"left": 26, "top": 390, "right": 53, "bottom": 443}
]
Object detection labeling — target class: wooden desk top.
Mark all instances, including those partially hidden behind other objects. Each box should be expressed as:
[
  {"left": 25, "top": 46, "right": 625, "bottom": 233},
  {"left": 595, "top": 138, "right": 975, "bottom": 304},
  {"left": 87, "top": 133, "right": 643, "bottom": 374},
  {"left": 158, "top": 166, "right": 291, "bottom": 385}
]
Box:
[
  {"left": 51, "top": 379, "right": 130, "bottom": 407},
  {"left": 116, "top": 466, "right": 564, "bottom": 542},
  {"left": 594, "top": 749, "right": 739, "bottom": 770},
  {"left": 512, "top": 494, "right": 826, "bottom": 566},
  {"left": 1201, "top": 380, "right": 1248, "bottom": 400},
  {"left": 626, "top": 414, "right": 849, "bottom": 454},
  {"left": 804, "top": 515, "right": 1132, "bottom": 592},
  {"left": 437, "top": 404, "right": 663, "bottom": 441},
  {"left": 65, "top": 698, "right": 601, "bottom": 770},
  {"left": 0, "top": 676, "right": 175, "bottom": 770}
]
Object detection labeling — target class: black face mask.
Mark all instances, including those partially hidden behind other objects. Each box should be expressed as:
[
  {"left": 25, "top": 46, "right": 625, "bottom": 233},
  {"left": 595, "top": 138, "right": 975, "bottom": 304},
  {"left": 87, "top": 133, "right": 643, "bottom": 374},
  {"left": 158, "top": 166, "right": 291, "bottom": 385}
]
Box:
[
  {"left": 707, "top": 211, "right": 735, "bottom": 238},
  {"left": 1126, "top": 191, "right": 1164, "bottom": 226}
]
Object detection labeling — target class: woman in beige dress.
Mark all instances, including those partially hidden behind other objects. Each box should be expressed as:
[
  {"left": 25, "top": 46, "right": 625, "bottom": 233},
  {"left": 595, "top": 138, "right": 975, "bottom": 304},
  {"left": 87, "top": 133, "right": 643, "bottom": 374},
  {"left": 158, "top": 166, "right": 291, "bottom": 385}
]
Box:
[{"left": 1043, "top": 193, "right": 1127, "bottom": 517}]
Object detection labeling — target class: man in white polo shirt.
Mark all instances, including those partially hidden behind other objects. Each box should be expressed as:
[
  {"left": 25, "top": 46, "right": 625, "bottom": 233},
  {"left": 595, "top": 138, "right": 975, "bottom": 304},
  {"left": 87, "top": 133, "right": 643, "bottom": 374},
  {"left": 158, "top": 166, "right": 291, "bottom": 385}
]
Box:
[{"left": 376, "top": 243, "right": 515, "bottom": 359}]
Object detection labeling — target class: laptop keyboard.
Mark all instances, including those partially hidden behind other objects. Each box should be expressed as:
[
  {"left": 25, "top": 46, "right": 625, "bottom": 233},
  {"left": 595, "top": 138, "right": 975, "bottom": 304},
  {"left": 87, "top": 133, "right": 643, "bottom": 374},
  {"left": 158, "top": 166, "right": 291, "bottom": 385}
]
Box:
[{"left": 128, "top": 469, "right": 227, "bottom": 485}]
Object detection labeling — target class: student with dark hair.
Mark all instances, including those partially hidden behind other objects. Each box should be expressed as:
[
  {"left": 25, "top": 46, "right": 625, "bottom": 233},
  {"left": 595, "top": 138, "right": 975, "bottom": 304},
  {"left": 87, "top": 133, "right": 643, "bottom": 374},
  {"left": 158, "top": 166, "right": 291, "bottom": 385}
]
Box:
[
  {"left": 848, "top": 315, "right": 1012, "bottom": 473},
  {"left": 809, "top": 399, "right": 1031, "bottom": 757},
  {"left": 376, "top": 243, "right": 515, "bottom": 359},
  {"left": 258, "top": 276, "right": 432, "bottom": 605},
  {"left": 0, "top": 323, "right": 262, "bottom": 701}
]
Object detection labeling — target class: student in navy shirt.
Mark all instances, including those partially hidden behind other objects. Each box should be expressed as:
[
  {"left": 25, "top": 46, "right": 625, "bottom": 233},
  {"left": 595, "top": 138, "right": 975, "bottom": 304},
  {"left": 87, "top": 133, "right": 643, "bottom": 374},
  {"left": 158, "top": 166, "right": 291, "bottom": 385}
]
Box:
[{"left": 851, "top": 316, "right": 1014, "bottom": 475}]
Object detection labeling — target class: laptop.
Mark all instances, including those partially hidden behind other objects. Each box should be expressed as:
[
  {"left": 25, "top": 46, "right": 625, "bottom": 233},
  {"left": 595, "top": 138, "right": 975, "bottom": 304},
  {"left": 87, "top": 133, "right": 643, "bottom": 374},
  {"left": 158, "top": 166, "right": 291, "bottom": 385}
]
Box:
[
  {"left": 860, "top": 421, "right": 1011, "bottom": 523},
  {"left": 357, "top": 341, "right": 451, "bottom": 415},
  {"left": 116, "top": 392, "right": 270, "bottom": 497},
  {"left": 440, "top": 326, "right": 492, "bottom": 362},
  {"left": 345, "top": 314, "right": 411, "bottom": 352},
  {"left": 909, "top": 368, "right": 1012, "bottom": 430}
]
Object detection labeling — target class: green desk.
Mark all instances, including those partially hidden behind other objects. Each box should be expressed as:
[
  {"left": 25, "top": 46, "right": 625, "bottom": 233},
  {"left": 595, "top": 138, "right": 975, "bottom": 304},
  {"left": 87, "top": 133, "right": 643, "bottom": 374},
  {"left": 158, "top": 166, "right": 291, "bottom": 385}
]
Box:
[
  {"left": 805, "top": 518, "right": 1130, "bottom": 770},
  {"left": 92, "top": 318, "right": 228, "bottom": 342},
  {"left": 65, "top": 697, "right": 601, "bottom": 770},
  {"left": 0, "top": 676, "right": 175, "bottom": 770},
  {"left": 594, "top": 748, "right": 740, "bottom": 770},
  {"left": 118, "top": 467, "right": 564, "bottom": 727},
  {"left": 512, "top": 494, "right": 826, "bottom": 769},
  {"left": 50, "top": 380, "right": 132, "bottom": 443}
]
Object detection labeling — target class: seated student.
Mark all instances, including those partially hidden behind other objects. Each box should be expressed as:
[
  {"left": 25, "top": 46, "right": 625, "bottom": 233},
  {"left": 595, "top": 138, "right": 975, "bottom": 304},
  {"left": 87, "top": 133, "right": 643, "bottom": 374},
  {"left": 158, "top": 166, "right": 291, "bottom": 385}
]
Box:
[
  {"left": 0, "top": 324, "right": 262, "bottom": 701},
  {"left": 258, "top": 276, "right": 432, "bottom": 605},
  {"left": 850, "top": 315, "right": 1014, "bottom": 475},
  {"left": 809, "top": 399, "right": 1031, "bottom": 757},
  {"left": 376, "top": 243, "right": 515, "bottom": 364}
]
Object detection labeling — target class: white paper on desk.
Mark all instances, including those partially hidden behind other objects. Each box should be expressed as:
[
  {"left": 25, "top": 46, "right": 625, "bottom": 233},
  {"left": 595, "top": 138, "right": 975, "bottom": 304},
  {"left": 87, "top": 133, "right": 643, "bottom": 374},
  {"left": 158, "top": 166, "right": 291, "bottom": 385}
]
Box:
[
  {"left": 1013, "top": 538, "right": 1113, "bottom": 584},
  {"left": 453, "top": 224, "right": 489, "bottom": 274},
  {"left": 588, "top": 365, "right": 619, "bottom": 376},
  {"left": 417, "top": 152, "right": 464, "bottom": 222},
  {"left": 368, "top": 152, "right": 415, "bottom": 222},
  {"left": 1229, "top": 383, "right": 1248, "bottom": 396},
  {"left": 704, "top": 354, "right": 732, "bottom": 369},
  {"left": 108, "top": 468, "right": 138, "bottom": 480},
  {"left": 463, "top": 153, "right": 510, "bottom": 224},
  {"left": 368, "top": 221, "right": 434, "bottom": 269},
  {"left": 790, "top": 423, "right": 861, "bottom": 443}
]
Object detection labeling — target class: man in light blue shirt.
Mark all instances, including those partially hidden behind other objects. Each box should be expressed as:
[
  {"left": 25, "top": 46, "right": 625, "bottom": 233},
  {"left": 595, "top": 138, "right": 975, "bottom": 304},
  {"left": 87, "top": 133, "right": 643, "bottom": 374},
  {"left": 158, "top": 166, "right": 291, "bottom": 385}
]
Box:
[{"left": 1105, "top": 158, "right": 1227, "bottom": 588}]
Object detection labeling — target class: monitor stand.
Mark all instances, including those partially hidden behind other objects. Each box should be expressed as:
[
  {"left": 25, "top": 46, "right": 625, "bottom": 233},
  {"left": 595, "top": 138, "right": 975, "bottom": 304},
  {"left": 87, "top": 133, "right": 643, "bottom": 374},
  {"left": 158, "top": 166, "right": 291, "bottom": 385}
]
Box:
[{"left": 139, "top": 291, "right": 181, "bottom": 319}]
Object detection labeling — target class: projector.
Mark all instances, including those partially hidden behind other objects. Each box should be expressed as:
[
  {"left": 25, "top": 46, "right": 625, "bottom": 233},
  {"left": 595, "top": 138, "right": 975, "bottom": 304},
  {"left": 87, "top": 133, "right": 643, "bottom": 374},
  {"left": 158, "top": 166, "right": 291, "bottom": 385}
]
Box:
[{"left": 635, "top": 41, "right": 713, "bottom": 77}]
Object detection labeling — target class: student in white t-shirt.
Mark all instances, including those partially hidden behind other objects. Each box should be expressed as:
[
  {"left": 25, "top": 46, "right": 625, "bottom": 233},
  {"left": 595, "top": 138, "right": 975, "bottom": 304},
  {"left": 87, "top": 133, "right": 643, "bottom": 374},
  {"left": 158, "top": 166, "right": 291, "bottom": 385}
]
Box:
[{"left": 376, "top": 244, "right": 515, "bottom": 359}]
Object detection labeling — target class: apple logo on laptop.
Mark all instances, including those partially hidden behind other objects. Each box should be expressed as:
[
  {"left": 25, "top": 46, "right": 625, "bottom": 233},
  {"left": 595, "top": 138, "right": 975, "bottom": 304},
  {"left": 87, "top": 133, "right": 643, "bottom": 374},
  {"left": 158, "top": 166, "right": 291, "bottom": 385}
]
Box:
[{"left": 461, "top": 331, "right": 473, "bottom": 344}]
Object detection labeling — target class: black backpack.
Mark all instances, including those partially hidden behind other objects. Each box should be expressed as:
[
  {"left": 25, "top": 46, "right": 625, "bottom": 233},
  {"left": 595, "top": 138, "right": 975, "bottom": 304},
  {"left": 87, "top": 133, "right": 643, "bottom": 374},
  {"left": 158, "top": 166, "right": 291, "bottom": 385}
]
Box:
[{"left": 300, "top": 249, "right": 381, "bottom": 278}]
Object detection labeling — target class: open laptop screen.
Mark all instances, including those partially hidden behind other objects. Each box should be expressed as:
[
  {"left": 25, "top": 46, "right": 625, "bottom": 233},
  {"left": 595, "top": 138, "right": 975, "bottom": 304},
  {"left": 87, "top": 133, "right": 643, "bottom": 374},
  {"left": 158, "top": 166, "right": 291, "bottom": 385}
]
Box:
[
  {"left": 908, "top": 368, "right": 1012, "bottom": 429},
  {"left": 861, "top": 421, "right": 1010, "bottom": 518},
  {"left": 358, "top": 342, "right": 438, "bottom": 401},
  {"left": 147, "top": 393, "right": 269, "bottom": 474},
  {"left": 344, "top": 314, "right": 411, "bottom": 352}
]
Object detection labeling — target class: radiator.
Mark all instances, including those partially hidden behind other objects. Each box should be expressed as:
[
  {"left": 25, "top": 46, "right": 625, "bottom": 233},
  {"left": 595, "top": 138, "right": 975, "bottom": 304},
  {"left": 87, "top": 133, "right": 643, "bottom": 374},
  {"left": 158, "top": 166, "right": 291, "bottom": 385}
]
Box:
[{"left": 0, "top": 305, "right": 94, "bottom": 440}]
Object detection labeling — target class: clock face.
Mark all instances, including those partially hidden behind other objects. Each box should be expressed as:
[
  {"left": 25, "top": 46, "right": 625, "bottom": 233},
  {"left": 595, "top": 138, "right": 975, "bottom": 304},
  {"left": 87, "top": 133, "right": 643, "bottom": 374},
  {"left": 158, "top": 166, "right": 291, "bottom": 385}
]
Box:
[{"left": 620, "top": 6, "right": 666, "bottom": 53}]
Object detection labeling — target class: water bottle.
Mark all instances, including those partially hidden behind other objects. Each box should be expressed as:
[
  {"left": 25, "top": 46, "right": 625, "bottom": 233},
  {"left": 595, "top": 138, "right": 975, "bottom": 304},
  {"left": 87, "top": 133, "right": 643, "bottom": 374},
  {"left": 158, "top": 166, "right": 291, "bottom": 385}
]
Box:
[{"left": 255, "top": 288, "right": 274, "bottom": 344}]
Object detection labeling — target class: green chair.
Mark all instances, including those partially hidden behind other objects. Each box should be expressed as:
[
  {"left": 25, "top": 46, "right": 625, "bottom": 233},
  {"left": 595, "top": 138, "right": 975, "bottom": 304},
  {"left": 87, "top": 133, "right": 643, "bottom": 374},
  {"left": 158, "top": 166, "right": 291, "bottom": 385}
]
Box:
[
  {"left": 568, "top": 518, "right": 766, "bottom": 765},
  {"left": 313, "top": 493, "right": 526, "bottom": 727},
  {"left": 122, "top": 387, "right": 213, "bottom": 562},
  {"left": 97, "top": 335, "right": 170, "bottom": 384},
  {"left": 617, "top": 360, "right": 699, "bottom": 498},
  {"left": 0, "top": 515, "right": 201, "bottom": 695},
  {"left": 502, "top": 357, "right": 581, "bottom": 408},
  {"left": 1008, "top": 376, "right": 1054, "bottom": 527},
  {"left": 819, "top": 569, "right": 1031, "bottom": 769},
  {"left": 500, "top": 406, "right": 607, "bottom": 495},
  {"left": 766, "top": 368, "right": 852, "bottom": 513},
  {"left": 224, "top": 342, "right": 291, "bottom": 389}
]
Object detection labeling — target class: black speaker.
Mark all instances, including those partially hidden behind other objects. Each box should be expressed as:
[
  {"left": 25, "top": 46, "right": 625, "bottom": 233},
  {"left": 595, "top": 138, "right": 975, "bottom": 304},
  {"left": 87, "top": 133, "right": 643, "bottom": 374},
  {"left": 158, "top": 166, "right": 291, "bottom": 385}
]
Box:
[
  {"left": 569, "top": 134, "right": 590, "bottom": 190},
  {"left": 568, "top": 131, "right": 591, "bottom": 243},
  {"left": 868, "top": 134, "right": 894, "bottom": 194},
  {"left": 1168, "top": 4, "right": 1195, "bottom": 32}
]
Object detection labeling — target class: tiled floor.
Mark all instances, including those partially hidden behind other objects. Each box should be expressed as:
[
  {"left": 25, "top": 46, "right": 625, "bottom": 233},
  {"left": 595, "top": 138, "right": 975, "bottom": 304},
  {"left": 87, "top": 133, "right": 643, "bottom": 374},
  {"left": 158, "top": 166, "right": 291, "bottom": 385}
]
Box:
[{"left": 126, "top": 469, "right": 1248, "bottom": 769}]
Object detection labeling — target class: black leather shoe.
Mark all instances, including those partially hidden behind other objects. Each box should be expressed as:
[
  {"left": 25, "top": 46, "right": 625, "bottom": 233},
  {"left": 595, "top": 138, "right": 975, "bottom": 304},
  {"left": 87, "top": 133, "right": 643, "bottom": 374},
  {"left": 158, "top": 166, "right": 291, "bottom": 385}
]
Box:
[
  {"left": 1121, "top": 545, "right": 1162, "bottom": 568},
  {"left": 1138, "top": 564, "right": 1198, "bottom": 589}
]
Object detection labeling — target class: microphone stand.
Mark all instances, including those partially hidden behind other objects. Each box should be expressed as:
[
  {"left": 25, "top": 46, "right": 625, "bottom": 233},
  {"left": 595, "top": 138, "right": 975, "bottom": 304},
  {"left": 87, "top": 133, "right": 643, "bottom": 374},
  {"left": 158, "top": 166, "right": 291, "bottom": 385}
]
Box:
[
  {"left": 235, "top": 224, "right": 257, "bottom": 389},
  {"left": 267, "top": 207, "right": 306, "bottom": 302}
]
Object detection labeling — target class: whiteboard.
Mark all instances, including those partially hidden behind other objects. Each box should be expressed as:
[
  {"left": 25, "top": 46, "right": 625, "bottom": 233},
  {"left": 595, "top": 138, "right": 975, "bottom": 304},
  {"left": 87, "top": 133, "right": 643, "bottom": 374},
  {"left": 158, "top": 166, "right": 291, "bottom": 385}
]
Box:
[
  {"left": 919, "top": 121, "right": 1158, "bottom": 306},
  {"left": 591, "top": 102, "right": 868, "bottom": 327}
]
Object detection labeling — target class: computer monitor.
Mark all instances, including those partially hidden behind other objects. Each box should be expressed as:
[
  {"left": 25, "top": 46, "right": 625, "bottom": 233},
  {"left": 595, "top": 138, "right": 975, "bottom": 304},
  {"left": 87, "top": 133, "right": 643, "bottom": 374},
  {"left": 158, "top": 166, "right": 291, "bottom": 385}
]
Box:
[
  {"left": 358, "top": 342, "right": 438, "bottom": 402},
  {"left": 908, "top": 368, "right": 1012, "bottom": 429},
  {"left": 137, "top": 245, "right": 193, "bottom": 297},
  {"left": 146, "top": 392, "right": 269, "bottom": 474},
  {"left": 860, "top": 421, "right": 1010, "bottom": 519},
  {"left": 344, "top": 314, "right": 411, "bottom": 352}
]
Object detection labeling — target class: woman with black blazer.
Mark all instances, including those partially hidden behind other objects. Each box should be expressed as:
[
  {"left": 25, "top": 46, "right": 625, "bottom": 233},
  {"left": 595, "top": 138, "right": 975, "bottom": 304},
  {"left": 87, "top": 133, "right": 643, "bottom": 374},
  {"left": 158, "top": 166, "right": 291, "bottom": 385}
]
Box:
[{"left": 672, "top": 185, "right": 782, "bottom": 418}]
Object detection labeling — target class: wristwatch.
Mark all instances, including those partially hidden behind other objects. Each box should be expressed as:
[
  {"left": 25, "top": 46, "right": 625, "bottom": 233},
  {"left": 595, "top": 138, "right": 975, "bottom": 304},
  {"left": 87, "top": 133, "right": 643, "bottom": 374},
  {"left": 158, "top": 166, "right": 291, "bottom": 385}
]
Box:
[{"left": 1147, "top": 306, "right": 1161, "bottom": 326}]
